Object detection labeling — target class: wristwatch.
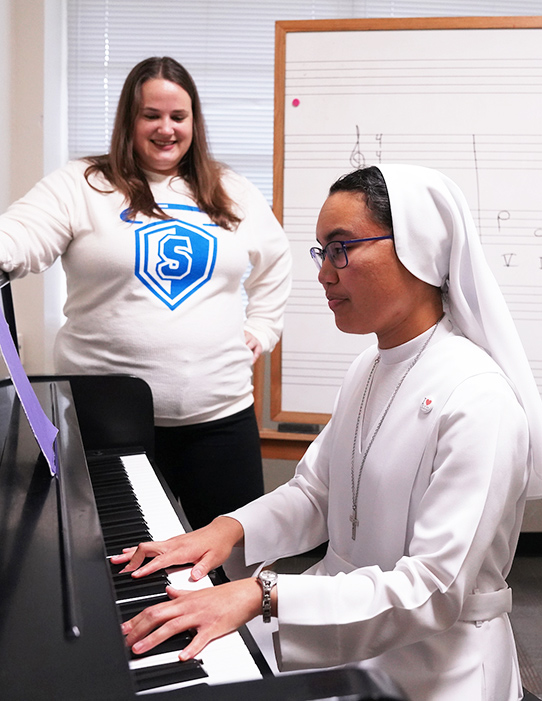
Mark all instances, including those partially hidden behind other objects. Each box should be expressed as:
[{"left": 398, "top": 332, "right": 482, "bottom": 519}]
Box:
[{"left": 257, "top": 569, "right": 278, "bottom": 623}]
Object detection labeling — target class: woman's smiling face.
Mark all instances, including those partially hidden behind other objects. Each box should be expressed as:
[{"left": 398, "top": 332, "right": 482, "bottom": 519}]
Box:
[{"left": 133, "top": 78, "right": 193, "bottom": 175}]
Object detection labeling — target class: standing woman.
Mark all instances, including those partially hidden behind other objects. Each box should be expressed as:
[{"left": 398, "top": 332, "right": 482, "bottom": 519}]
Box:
[{"left": 0, "top": 56, "right": 291, "bottom": 529}]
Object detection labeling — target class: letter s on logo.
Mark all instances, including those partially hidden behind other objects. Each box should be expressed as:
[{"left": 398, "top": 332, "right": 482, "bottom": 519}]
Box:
[{"left": 157, "top": 235, "right": 193, "bottom": 281}]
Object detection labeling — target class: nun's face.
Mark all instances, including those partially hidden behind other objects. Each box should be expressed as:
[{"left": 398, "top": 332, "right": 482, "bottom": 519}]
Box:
[{"left": 316, "top": 190, "right": 441, "bottom": 348}]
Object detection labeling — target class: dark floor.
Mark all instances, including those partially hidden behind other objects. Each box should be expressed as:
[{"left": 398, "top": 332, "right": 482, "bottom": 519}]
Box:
[
  {"left": 274, "top": 537, "right": 542, "bottom": 700},
  {"left": 509, "top": 536, "right": 542, "bottom": 699}
]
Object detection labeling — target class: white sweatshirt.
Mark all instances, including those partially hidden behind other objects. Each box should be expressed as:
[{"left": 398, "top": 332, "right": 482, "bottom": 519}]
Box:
[{"left": 0, "top": 160, "right": 291, "bottom": 425}]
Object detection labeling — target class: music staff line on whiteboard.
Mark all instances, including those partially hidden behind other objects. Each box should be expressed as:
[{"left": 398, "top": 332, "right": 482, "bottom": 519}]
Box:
[
  {"left": 282, "top": 349, "right": 360, "bottom": 387},
  {"left": 285, "top": 56, "right": 542, "bottom": 96},
  {"left": 284, "top": 132, "right": 542, "bottom": 173}
]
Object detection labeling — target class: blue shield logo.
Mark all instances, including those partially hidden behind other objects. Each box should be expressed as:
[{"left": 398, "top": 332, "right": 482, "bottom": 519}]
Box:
[{"left": 135, "top": 219, "right": 217, "bottom": 309}]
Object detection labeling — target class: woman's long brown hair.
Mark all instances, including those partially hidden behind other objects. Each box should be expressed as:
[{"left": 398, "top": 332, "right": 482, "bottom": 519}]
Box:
[{"left": 84, "top": 56, "right": 241, "bottom": 230}]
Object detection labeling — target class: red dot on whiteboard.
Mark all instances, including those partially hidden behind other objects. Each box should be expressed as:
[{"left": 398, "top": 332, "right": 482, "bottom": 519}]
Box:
[{"left": 292, "top": 98, "right": 300, "bottom": 107}]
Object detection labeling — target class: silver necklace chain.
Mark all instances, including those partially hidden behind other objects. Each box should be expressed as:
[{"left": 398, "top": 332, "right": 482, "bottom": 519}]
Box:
[{"left": 349, "top": 318, "right": 442, "bottom": 540}]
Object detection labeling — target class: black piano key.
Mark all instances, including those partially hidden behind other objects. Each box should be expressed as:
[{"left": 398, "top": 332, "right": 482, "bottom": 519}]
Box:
[
  {"left": 101, "top": 516, "right": 148, "bottom": 535},
  {"left": 128, "top": 629, "right": 196, "bottom": 659},
  {"left": 101, "top": 516, "right": 147, "bottom": 534},
  {"left": 90, "top": 468, "right": 132, "bottom": 481},
  {"left": 113, "top": 578, "right": 168, "bottom": 600},
  {"left": 91, "top": 475, "right": 131, "bottom": 489},
  {"left": 95, "top": 492, "right": 139, "bottom": 507},
  {"left": 118, "top": 594, "right": 170, "bottom": 622},
  {"left": 87, "top": 454, "right": 126, "bottom": 467},
  {"left": 106, "top": 539, "right": 149, "bottom": 558},
  {"left": 111, "top": 562, "right": 170, "bottom": 596},
  {"left": 92, "top": 478, "right": 131, "bottom": 490},
  {"left": 92, "top": 477, "right": 130, "bottom": 490},
  {"left": 102, "top": 517, "right": 149, "bottom": 534},
  {"left": 132, "top": 659, "right": 208, "bottom": 692},
  {"left": 91, "top": 472, "right": 134, "bottom": 485},
  {"left": 110, "top": 566, "right": 165, "bottom": 580},
  {"left": 89, "top": 463, "right": 126, "bottom": 473},
  {"left": 89, "top": 470, "right": 132, "bottom": 486},
  {"left": 109, "top": 559, "right": 164, "bottom": 578},
  {"left": 99, "top": 508, "right": 144, "bottom": 523},
  {"left": 93, "top": 485, "right": 136, "bottom": 499},
  {"left": 97, "top": 503, "right": 144, "bottom": 520},
  {"left": 112, "top": 571, "right": 168, "bottom": 590},
  {"left": 104, "top": 527, "right": 150, "bottom": 546},
  {"left": 112, "top": 572, "right": 167, "bottom": 590}
]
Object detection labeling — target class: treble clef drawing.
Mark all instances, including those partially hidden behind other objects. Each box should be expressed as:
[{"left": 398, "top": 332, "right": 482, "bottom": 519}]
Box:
[{"left": 350, "top": 125, "right": 365, "bottom": 168}]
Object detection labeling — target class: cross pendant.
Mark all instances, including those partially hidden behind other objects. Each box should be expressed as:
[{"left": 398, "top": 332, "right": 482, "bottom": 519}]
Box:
[{"left": 350, "top": 511, "right": 359, "bottom": 540}]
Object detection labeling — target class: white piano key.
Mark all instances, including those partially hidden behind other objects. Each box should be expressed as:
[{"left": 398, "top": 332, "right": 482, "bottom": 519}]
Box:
[{"left": 120, "top": 453, "right": 186, "bottom": 542}]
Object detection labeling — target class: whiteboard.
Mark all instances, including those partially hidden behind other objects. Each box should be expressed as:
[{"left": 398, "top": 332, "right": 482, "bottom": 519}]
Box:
[{"left": 271, "top": 16, "right": 542, "bottom": 424}]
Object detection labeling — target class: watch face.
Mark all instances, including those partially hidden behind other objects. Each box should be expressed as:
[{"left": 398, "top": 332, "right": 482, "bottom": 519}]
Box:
[{"left": 261, "top": 570, "right": 277, "bottom": 585}]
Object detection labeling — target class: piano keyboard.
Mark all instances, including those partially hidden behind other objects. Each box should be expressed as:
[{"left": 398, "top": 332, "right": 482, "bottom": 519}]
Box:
[{"left": 87, "top": 451, "right": 265, "bottom": 695}]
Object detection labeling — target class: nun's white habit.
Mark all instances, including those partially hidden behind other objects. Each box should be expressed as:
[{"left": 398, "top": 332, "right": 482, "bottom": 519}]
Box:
[{"left": 227, "top": 165, "right": 542, "bottom": 701}]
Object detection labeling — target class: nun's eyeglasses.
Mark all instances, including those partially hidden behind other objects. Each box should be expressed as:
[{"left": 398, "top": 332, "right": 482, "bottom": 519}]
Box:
[{"left": 310, "top": 235, "right": 394, "bottom": 270}]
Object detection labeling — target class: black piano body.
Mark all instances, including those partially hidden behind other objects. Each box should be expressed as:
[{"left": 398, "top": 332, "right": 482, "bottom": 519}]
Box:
[{"left": 0, "top": 375, "right": 405, "bottom": 700}]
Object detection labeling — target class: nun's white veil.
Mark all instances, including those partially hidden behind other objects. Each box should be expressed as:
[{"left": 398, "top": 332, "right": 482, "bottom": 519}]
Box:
[{"left": 377, "top": 163, "right": 542, "bottom": 499}]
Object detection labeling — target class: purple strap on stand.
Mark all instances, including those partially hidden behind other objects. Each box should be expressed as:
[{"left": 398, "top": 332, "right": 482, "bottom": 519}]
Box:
[{"left": 0, "top": 309, "right": 58, "bottom": 476}]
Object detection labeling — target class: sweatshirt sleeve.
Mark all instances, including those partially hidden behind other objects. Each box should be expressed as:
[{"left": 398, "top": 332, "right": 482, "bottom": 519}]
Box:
[
  {"left": 229, "top": 174, "right": 292, "bottom": 354},
  {"left": 0, "top": 162, "right": 81, "bottom": 278}
]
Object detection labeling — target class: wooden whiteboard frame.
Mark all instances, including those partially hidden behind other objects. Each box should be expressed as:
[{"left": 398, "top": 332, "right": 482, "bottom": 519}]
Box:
[{"left": 269, "top": 14, "right": 542, "bottom": 432}]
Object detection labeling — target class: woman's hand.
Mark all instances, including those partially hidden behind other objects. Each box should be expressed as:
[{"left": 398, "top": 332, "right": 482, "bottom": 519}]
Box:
[
  {"left": 244, "top": 331, "right": 263, "bottom": 364},
  {"left": 122, "top": 578, "right": 263, "bottom": 660},
  {"left": 110, "top": 516, "right": 244, "bottom": 581}
]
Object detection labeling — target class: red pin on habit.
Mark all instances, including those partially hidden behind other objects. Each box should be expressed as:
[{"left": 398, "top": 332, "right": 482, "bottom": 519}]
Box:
[{"left": 420, "top": 397, "right": 433, "bottom": 414}]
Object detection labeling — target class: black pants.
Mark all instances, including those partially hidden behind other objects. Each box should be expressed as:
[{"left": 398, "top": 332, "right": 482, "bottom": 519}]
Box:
[{"left": 154, "top": 405, "right": 264, "bottom": 530}]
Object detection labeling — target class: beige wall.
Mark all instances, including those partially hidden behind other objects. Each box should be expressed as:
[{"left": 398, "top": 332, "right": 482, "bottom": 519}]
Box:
[
  {"left": 0, "top": 0, "right": 10, "bottom": 215},
  {"left": 1, "top": 0, "right": 49, "bottom": 375}
]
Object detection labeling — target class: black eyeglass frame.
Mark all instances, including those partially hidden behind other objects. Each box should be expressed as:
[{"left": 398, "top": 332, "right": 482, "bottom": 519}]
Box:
[{"left": 310, "top": 235, "right": 394, "bottom": 270}]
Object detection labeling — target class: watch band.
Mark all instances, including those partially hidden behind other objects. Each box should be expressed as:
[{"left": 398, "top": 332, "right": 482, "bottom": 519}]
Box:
[{"left": 257, "top": 569, "right": 278, "bottom": 623}]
